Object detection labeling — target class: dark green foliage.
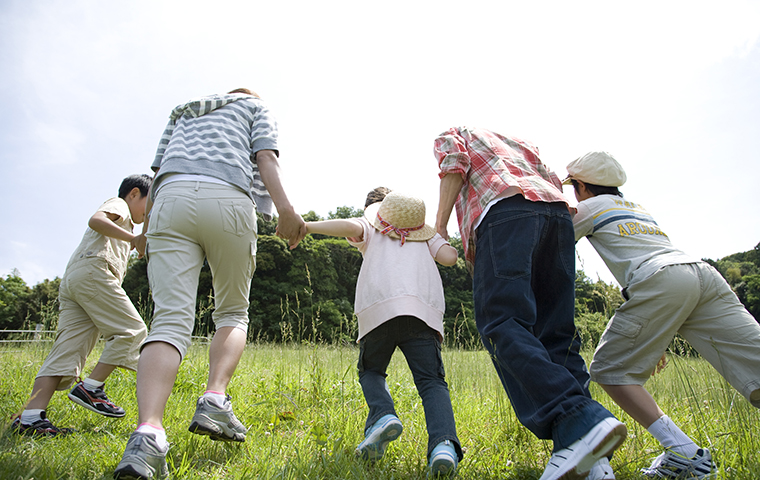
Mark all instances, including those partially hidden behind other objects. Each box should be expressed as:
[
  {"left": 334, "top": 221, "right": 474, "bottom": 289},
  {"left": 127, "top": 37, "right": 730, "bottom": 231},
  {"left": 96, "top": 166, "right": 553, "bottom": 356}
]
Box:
[
  {"left": 0, "top": 271, "right": 32, "bottom": 329},
  {"left": 6, "top": 219, "right": 758, "bottom": 348},
  {"left": 704, "top": 242, "right": 760, "bottom": 320},
  {"left": 328, "top": 206, "right": 363, "bottom": 219},
  {"left": 438, "top": 236, "right": 477, "bottom": 347},
  {"left": 122, "top": 255, "right": 151, "bottom": 324},
  {"left": 573, "top": 271, "right": 624, "bottom": 349},
  {"left": 0, "top": 271, "right": 60, "bottom": 330}
]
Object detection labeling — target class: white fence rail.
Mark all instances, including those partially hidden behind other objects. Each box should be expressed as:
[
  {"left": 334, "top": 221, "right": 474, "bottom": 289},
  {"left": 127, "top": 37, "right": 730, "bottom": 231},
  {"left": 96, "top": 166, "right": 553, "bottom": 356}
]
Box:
[
  {"left": 0, "top": 326, "right": 212, "bottom": 344},
  {"left": 0, "top": 325, "right": 56, "bottom": 343}
]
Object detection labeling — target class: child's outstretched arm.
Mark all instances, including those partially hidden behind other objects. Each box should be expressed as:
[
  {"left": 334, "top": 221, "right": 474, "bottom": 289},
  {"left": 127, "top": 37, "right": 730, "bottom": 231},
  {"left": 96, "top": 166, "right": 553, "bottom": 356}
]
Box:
[
  {"left": 434, "top": 243, "right": 458, "bottom": 266},
  {"left": 88, "top": 211, "right": 136, "bottom": 244},
  {"left": 306, "top": 219, "right": 363, "bottom": 240}
]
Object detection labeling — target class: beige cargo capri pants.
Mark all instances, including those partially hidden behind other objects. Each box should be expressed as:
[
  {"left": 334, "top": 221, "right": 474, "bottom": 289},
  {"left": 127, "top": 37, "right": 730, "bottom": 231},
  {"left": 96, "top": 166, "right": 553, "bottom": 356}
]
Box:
[
  {"left": 144, "top": 181, "right": 257, "bottom": 359},
  {"left": 37, "top": 257, "right": 147, "bottom": 390}
]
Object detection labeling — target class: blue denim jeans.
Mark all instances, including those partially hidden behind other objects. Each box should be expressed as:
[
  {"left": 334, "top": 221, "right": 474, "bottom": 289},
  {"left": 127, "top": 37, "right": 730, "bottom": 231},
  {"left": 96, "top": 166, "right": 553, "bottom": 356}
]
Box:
[
  {"left": 358, "top": 316, "right": 463, "bottom": 460},
  {"left": 474, "top": 196, "right": 614, "bottom": 451}
]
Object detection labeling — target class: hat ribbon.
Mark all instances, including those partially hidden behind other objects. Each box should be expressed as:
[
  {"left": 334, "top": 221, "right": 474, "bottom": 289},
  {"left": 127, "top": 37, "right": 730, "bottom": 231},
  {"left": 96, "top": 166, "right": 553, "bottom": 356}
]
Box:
[{"left": 377, "top": 213, "right": 424, "bottom": 246}]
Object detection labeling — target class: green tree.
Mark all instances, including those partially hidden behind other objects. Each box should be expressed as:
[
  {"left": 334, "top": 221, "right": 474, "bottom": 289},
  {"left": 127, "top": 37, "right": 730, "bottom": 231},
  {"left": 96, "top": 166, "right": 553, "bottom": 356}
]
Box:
[
  {"left": 735, "top": 274, "right": 760, "bottom": 319},
  {"left": 438, "top": 236, "right": 477, "bottom": 347},
  {"left": 328, "top": 206, "right": 363, "bottom": 219},
  {"left": 573, "top": 270, "right": 624, "bottom": 349},
  {"left": 704, "top": 241, "right": 760, "bottom": 321},
  {"left": 21, "top": 277, "right": 61, "bottom": 330},
  {"left": 0, "top": 271, "right": 31, "bottom": 329}
]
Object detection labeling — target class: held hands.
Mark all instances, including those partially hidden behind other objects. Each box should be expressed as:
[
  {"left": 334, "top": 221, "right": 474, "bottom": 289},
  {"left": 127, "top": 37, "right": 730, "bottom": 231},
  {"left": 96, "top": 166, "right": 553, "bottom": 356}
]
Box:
[
  {"left": 275, "top": 209, "right": 307, "bottom": 250},
  {"left": 131, "top": 233, "right": 148, "bottom": 258}
]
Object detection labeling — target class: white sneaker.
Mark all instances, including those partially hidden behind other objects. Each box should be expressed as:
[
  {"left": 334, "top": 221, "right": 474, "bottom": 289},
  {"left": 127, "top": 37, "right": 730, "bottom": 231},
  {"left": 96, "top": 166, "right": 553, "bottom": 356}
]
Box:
[
  {"left": 539, "top": 417, "right": 627, "bottom": 480},
  {"left": 641, "top": 448, "right": 716, "bottom": 479},
  {"left": 587, "top": 457, "right": 615, "bottom": 480}
]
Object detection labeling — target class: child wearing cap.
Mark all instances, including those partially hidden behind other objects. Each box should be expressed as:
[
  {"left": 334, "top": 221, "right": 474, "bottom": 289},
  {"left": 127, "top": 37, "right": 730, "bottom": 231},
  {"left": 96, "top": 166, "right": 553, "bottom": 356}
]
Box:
[
  {"left": 565, "top": 152, "right": 760, "bottom": 479},
  {"left": 305, "top": 188, "right": 463, "bottom": 478}
]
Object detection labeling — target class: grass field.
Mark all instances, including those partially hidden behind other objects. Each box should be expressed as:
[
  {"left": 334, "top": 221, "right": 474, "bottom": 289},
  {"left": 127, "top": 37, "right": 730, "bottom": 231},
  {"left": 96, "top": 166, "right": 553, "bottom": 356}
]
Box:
[{"left": 1, "top": 341, "right": 758, "bottom": 479}]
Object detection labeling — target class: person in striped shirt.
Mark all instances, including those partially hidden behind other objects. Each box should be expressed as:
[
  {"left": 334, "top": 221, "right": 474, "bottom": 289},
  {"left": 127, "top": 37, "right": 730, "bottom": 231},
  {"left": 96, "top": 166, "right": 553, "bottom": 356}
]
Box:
[
  {"left": 434, "top": 127, "right": 625, "bottom": 480},
  {"left": 114, "top": 88, "right": 306, "bottom": 480},
  {"left": 566, "top": 151, "right": 760, "bottom": 479}
]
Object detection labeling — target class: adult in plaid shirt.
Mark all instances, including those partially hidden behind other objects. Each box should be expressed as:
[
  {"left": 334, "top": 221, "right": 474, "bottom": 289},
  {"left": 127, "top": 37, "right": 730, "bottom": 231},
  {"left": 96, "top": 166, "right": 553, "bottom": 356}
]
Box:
[{"left": 434, "top": 127, "right": 626, "bottom": 480}]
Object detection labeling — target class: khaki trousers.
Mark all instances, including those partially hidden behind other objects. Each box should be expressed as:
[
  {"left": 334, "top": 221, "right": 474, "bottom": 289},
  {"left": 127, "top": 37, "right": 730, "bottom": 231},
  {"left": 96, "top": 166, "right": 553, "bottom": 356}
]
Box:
[
  {"left": 37, "top": 257, "right": 147, "bottom": 390},
  {"left": 145, "top": 181, "right": 257, "bottom": 359}
]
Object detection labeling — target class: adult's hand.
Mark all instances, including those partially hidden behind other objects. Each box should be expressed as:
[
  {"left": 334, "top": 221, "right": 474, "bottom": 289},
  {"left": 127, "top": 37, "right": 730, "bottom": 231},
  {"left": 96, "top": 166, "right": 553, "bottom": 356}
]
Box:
[{"left": 276, "top": 207, "right": 306, "bottom": 250}]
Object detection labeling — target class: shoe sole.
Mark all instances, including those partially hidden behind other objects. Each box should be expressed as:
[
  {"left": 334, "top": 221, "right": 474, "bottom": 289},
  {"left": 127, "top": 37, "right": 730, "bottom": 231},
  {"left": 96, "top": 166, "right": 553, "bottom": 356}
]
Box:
[
  {"left": 430, "top": 453, "right": 457, "bottom": 476},
  {"left": 114, "top": 463, "right": 168, "bottom": 480},
  {"left": 68, "top": 391, "right": 126, "bottom": 418},
  {"left": 113, "top": 465, "right": 148, "bottom": 480},
  {"left": 355, "top": 418, "right": 403, "bottom": 461},
  {"left": 188, "top": 418, "right": 246, "bottom": 442},
  {"left": 553, "top": 419, "right": 628, "bottom": 480}
]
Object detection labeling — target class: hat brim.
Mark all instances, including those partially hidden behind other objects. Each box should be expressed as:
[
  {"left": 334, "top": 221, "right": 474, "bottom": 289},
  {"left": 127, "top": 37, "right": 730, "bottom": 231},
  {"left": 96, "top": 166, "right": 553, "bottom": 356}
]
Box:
[
  {"left": 561, "top": 175, "right": 574, "bottom": 186},
  {"left": 366, "top": 202, "right": 436, "bottom": 242}
]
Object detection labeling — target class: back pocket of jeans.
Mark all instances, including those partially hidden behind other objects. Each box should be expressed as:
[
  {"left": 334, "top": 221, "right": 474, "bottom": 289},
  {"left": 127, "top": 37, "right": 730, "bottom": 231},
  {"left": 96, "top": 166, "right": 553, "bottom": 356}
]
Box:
[
  {"left": 219, "top": 200, "right": 255, "bottom": 236},
  {"left": 488, "top": 214, "right": 538, "bottom": 280}
]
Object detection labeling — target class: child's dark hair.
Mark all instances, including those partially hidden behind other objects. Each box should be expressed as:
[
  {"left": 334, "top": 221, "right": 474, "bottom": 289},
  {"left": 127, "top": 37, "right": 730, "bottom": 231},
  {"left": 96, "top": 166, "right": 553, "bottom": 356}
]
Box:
[
  {"left": 365, "top": 187, "right": 391, "bottom": 208},
  {"left": 118, "top": 174, "right": 153, "bottom": 199},
  {"left": 571, "top": 179, "right": 622, "bottom": 197}
]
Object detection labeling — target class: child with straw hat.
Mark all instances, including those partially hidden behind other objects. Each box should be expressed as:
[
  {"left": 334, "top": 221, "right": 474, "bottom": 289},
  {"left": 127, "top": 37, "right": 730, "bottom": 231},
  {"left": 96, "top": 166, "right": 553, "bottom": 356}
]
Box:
[{"left": 306, "top": 188, "right": 463, "bottom": 478}]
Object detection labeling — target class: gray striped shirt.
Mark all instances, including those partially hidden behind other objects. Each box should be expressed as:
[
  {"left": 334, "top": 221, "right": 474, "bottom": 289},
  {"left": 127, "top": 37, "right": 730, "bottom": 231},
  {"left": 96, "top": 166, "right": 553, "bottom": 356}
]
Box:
[{"left": 151, "top": 93, "right": 279, "bottom": 219}]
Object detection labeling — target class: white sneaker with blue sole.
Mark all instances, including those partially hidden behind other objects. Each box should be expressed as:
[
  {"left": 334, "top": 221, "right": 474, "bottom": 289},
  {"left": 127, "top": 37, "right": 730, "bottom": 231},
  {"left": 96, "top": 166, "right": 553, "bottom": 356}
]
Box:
[
  {"left": 355, "top": 414, "right": 403, "bottom": 461},
  {"left": 428, "top": 440, "right": 458, "bottom": 477}
]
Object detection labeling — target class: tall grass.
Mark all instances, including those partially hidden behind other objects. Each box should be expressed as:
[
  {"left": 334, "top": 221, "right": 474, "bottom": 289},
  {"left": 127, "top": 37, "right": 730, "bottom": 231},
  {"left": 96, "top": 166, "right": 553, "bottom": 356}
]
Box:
[{"left": 1, "top": 339, "right": 758, "bottom": 479}]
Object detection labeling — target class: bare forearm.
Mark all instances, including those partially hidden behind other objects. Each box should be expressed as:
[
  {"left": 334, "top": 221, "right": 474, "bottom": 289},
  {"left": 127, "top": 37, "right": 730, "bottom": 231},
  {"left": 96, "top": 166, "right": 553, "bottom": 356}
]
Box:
[
  {"left": 435, "top": 173, "right": 464, "bottom": 238},
  {"left": 257, "top": 150, "right": 296, "bottom": 216},
  {"left": 88, "top": 214, "right": 135, "bottom": 243},
  {"left": 256, "top": 150, "right": 306, "bottom": 249},
  {"left": 306, "top": 219, "right": 363, "bottom": 239}
]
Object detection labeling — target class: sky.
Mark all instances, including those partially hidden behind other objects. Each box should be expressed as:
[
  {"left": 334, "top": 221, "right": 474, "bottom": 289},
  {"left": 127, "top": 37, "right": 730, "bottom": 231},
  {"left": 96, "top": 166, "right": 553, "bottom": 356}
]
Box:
[{"left": 1, "top": 0, "right": 759, "bottom": 287}]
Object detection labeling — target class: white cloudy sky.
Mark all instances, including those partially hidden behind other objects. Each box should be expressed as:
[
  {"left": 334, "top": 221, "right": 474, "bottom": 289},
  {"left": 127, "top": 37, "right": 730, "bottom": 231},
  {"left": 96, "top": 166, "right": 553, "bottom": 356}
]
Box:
[{"left": 1, "top": 0, "right": 759, "bottom": 286}]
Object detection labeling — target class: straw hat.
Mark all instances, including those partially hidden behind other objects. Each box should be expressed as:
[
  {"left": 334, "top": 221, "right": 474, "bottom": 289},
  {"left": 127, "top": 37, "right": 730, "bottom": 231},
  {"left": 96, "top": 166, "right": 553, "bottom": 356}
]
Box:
[{"left": 365, "top": 192, "right": 436, "bottom": 245}]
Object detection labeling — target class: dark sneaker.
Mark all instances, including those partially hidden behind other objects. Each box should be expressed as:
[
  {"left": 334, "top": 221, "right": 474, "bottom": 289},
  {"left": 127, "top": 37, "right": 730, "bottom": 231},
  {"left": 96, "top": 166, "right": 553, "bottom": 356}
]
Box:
[
  {"left": 68, "top": 381, "right": 126, "bottom": 418},
  {"left": 642, "top": 448, "right": 716, "bottom": 479},
  {"left": 10, "top": 411, "right": 74, "bottom": 437},
  {"left": 113, "top": 431, "right": 168, "bottom": 480},
  {"left": 355, "top": 414, "right": 403, "bottom": 461},
  {"left": 188, "top": 395, "right": 246, "bottom": 442}
]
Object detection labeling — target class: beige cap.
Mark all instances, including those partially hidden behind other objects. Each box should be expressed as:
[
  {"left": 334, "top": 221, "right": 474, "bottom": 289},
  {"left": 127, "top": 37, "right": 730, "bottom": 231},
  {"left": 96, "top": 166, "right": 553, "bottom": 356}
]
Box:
[{"left": 563, "top": 151, "right": 627, "bottom": 187}]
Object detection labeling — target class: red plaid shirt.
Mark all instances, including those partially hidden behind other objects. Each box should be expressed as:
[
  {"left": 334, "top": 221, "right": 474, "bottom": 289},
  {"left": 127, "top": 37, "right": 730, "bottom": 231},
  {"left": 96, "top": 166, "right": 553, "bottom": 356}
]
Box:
[{"left": 435, "top": 126, "right": 571, "bottom": 263}]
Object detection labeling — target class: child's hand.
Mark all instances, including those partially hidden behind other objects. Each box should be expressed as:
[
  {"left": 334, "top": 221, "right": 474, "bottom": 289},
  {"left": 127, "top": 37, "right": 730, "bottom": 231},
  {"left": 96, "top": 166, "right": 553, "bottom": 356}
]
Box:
[
  {"left": 131, "top": 233, "right": 147, "bottom": 258},
  {"left": 651, "top": 353, "right": 667, "bottom": 376}
]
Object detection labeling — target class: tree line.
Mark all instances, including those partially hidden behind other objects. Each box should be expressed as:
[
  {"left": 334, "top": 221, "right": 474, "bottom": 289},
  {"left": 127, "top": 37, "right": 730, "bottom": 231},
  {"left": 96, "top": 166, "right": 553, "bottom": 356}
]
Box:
[{"left": 2, "top": 207, "right": 758, "bottom": 348}]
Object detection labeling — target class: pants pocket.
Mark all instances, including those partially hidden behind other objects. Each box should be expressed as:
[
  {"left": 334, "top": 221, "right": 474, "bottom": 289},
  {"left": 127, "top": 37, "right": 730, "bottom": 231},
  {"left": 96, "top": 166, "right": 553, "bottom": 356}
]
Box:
[
  {"left": 219, "top": 200, "right": 255, "bottom": 236},
  {"left": 148, "top": 197, "right": 176, "bottom": 235},
  {"left": 487, "top": 213, "right": 538, "bottom": 280}
]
